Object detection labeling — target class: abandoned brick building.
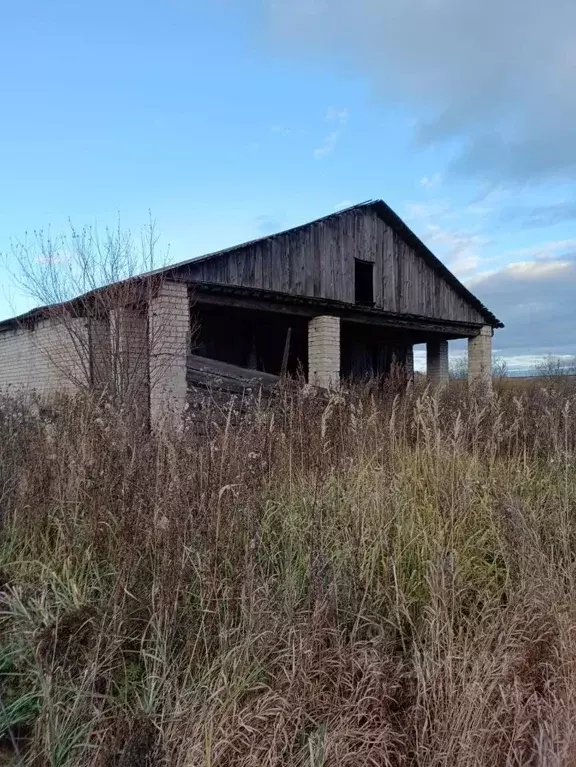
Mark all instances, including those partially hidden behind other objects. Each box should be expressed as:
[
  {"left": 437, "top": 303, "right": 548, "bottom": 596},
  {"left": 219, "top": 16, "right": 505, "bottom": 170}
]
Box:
[{"left": 0, "top": 201, "right": 502, "bottom": 423}]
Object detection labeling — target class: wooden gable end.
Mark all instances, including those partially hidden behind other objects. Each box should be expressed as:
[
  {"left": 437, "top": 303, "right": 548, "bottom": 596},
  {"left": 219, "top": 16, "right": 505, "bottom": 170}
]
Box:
[
  {"left": 351, "top": 210, "right": 487, "bottom": 324},
  {"left": 183, "top": 208, "right": 486, "bottom": 325}
]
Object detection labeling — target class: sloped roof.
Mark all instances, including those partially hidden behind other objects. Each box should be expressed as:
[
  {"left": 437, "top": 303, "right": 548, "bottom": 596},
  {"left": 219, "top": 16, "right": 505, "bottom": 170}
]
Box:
[
  {"left": 0, "top": 199, "right": 503, "bottom": 330},
  {"left": 157, "top": 199, "right": 502, "bottom": 328}
]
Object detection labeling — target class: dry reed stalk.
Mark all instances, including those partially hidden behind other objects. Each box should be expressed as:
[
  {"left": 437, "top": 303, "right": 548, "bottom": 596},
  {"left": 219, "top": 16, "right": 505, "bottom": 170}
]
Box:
[{"left": 0, "top": 377, "right": 575, "bottom": 765}]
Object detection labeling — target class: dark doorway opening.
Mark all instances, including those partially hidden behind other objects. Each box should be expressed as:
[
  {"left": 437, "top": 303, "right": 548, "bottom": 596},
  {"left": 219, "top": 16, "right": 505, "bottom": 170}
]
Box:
[
  {"left": 194, "top": 305, "right": 308, "bottom": 377},
  {"left": 341, "top": 322, "right": 412, "bottom": 379},
  {"left": 354, "top": 259, "right": 374, "bottom": 305}
]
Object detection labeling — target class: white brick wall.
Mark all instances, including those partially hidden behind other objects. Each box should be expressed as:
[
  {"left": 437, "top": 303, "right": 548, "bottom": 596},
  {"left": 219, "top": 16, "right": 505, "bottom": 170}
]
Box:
[
  {"left": 109, "top": 307, "right": 149, "bottom": 412},
  {"left": 468, "top": 325, "right": 492, "bottom": 387},
  {"left": 90, "top": 317, "right": 112, "bottom": 390},
  {"left": 148, "top": 281, "right": 190, "bottom": 425},
  {"left": 0, "top": 281, "right": 192, "bottom": 422},
  {"left": 308, "top": 315, "right": 340, "bottom": 388},
  {"left": 427, "top": 340, "right": 449, "bottom": 383},
  {"left": 0, "top": 316, "right": 90, "bottom": 394}
]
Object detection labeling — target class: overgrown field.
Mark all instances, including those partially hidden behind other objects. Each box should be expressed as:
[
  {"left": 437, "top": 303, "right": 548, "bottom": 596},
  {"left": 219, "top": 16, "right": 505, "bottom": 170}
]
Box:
[{"left": 1, "top": 379, "right": 576, "bottom": 766}]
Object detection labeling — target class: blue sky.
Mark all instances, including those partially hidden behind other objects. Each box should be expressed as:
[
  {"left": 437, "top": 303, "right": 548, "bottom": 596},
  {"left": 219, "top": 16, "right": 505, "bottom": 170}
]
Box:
[{"left": 1, "top": 0, "right": 575, "bottom": 372}]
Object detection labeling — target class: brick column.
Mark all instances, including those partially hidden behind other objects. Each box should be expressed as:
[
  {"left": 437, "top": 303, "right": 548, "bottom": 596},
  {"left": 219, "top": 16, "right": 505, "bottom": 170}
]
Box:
[
  {"left": 148, "top": 281, "right": 190, "bottom": 426},
  {"left": 427, "top": 340, "right": 449, "bottom": 384},
  {"left": 468, "top": 325, "right": 492, "bottom": 388},
  {"left": 308, "top": 316, "right": 340, "bottom": 388}
]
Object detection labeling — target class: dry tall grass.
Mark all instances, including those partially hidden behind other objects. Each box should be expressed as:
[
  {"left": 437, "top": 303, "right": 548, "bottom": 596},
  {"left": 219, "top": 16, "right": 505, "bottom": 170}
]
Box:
[{"left": 1, "top": 378, "right": 576, "bottom": 766}]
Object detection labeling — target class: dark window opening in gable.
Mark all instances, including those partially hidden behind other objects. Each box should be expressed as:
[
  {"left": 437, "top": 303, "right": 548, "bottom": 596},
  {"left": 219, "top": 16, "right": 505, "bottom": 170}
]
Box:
[{"left": 354, "top": 259, "right": 374, "bottom": 305}]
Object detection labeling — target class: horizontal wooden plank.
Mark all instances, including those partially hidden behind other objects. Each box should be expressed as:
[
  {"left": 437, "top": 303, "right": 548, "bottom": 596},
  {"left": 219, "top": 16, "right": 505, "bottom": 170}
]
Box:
[
  {"left": 187, "top": 353, "right": 279, "bottom": 393},
  {"left": 194, "top": 291, "right": 481, "bottom": 338}
]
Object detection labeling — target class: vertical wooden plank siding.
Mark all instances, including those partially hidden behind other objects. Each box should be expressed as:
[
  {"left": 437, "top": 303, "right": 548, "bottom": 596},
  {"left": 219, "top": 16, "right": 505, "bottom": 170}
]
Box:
[{"left": 185, "top": 210, "right": 486, "bottom": 324}]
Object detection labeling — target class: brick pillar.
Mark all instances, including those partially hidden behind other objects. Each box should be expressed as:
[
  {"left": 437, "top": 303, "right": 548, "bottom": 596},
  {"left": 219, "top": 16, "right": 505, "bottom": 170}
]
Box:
[
  {"left": 468, "top": 325, "right": 492, "bottom": 389},
  {"left": 109, "top": 307, "right": 149, "bottom": 412},
  {"left": 427, "top": 340, "right": 449, "bottom": 384},
  {"left": 148, "top": 281, "right": 190, "bottom": 426},
  {"left": 308, "top": 315, "right": 340, "bottom": 388}
]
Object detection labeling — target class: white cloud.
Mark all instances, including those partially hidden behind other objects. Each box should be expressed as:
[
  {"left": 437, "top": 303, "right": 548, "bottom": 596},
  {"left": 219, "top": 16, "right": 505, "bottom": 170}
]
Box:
[
  {"left": 334, "top": 200, "right": 353, "bottom": 210},
  {"left": 424, "top": 224, "right": 488, "bottom": 278},
  {"left": 325, "top": 106, "right": 348, "bottom": 124},
  {"left": 466, "top": 203, "right": 493, "bottom": 218},
  {"left": 420, "top": 173, "right": 443, "bottom": 189},
  {"left": 467, "top": 259, "right": 574, "bottom": 287},
  {"left": 405, "top": 200, "right": 452, "bottom": 221},
  {"left": 405, "top": 240, "right": 576, "bottom": 365},
  {"left": 266, "top": 0, "right": 576, "bottom": 184},
  {"left": 313, "top": 130, "right": 341, "bottom": 159},
  {"left": 503, "top": 239, "right": 576, "bottom": 262},
  {"left": 313, "top": 106, "right": 348, "bottom": 158},
  {"left": 505, "top": 260, "right": 573, "bottom": 278},
  {"left": 403, "top": 199, "right": 491, "bottom": 279},
  {"left": 467, "top": 254, "right": 576, "bottom": 358},
  {"left": 271, "top": 125, "right": 292, "bottom": 136}
]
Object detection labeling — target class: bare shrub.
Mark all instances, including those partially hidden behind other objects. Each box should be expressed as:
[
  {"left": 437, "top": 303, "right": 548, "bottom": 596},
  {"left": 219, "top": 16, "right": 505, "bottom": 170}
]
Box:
[
  {"left": 4, "top": 219, "right": 198, "bottom": 413},
  {"left": 535, "top": 354, "right": 576, "bottom": 379},
  {"left": 449, "top": 354, "right": 468, "bottom": 380},
  {"left": 450, "top": 353, "right": 508, "bottom": 381}
]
